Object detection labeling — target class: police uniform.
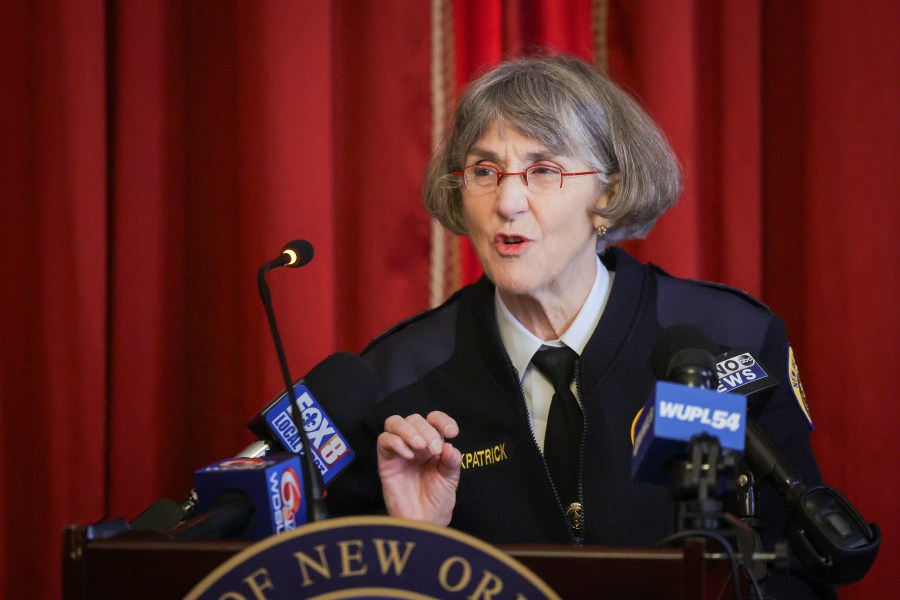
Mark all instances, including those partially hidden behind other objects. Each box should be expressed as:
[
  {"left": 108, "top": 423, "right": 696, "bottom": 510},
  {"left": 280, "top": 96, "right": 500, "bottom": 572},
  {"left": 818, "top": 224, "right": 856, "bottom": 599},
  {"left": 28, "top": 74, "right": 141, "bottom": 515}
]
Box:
[{"left": 328, "top": 247, "right": 830, "bottom": 598}]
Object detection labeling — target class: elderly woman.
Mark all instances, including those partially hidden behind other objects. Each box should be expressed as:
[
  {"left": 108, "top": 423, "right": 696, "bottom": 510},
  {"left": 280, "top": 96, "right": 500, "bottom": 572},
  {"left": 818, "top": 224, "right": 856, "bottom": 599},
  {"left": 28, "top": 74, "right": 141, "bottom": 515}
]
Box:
[{"left": 349, "top": 55, "right": 826, "bottom": 598}]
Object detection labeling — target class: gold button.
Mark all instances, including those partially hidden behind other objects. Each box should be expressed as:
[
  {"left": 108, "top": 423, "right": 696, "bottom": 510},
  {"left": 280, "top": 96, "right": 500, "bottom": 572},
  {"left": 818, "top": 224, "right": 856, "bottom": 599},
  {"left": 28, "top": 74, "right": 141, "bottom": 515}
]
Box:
[{"left": 566, "top": 502, "right": 583, "bottom": 534}]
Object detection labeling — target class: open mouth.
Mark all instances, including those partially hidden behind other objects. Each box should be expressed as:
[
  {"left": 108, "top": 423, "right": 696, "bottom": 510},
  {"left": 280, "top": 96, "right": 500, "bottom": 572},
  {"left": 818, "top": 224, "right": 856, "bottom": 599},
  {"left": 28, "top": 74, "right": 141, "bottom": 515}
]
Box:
[
  {"left": 499, "top": 234, "right": 525, "bottom": 244},
  {"left": 494, "top": 234, "right": 531, "bottom": 255}
]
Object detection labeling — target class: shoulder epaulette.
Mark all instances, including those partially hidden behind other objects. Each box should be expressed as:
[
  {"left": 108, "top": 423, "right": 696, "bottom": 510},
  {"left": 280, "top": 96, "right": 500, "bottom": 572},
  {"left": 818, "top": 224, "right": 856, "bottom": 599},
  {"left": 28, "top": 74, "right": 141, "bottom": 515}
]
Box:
[
  {"left": 649, "top": 262, "right": 771, "bottom": 313},
  {"left": 362, "top": 285, "right": 467, "bottom": 356}
]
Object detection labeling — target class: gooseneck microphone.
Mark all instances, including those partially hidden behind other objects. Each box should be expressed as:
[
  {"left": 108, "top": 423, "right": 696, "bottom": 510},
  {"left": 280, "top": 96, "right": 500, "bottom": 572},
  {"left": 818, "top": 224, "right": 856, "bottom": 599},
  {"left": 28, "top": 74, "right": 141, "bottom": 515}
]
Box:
[
  {"left": 257, "top": 239, "right": 327, "bottom": 523},
  {"left": 266, "top": 239, "right": 314, "bottom": 270}
]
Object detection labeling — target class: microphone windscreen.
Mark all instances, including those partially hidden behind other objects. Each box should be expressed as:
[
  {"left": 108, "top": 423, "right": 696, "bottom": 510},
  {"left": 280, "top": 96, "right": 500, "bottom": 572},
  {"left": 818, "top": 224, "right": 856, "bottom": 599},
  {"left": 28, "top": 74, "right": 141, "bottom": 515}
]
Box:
[
  {"left": 281, "top": 239, "right": 314, "bottom": 268},
  {"left": 668, "top": 348, "right": 716, "bottom": 373},
  {"left": 193, "top": 455, "right": 306, "bottom": 540},
  {"left": 650, "top": 324, "right": 720, "bottom": 380},
  {"left": 304, "top": 353, "right": 385, "bottom": 516},
  {"left": 304, "top": 352, "right": 383, "bottom": 423}
]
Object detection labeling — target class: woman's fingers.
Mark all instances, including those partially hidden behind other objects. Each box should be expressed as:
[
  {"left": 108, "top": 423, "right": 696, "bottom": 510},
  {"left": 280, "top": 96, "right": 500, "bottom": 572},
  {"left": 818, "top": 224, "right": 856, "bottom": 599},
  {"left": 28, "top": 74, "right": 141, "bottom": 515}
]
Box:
[
  {"left": 437, "top": 442, "right": 462, "bottom": 477},
  {"left": 426, "top": 411, "right": 459, "bottom": 439},
  {"left": 376, "top": 430, "right": 415, "bottom": 461},
  {"left": 382, "top": 413, "right": 450, "bottom": 458}
]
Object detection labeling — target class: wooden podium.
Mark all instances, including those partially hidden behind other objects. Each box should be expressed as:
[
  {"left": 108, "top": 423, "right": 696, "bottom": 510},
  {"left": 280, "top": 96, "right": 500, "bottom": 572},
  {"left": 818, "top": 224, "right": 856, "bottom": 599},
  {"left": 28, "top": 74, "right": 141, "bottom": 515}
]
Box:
[{"left": 63, "top": 524, "right": 731, "bottom": 599}]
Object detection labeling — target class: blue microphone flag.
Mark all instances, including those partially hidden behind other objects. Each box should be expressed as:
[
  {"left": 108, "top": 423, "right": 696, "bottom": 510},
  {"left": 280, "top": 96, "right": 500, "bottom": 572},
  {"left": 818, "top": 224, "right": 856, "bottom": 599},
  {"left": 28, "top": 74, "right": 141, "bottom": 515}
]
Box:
[
  {"left": 632, "top": 381, "right": 747, "bottom": 484},
  {"left": 715, "top": 348, "right": 775, "bottom": 396},
  {"left": 256, "top": 381, "right": 356, "bottom": 486},
  {"left": 194, "top": 454, "right": 307, "bottom": 540}
]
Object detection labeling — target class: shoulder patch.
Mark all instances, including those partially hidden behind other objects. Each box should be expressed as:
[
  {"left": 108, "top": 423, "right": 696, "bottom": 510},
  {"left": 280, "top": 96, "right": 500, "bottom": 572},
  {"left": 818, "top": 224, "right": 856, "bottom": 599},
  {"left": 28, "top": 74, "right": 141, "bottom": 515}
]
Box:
[
  {"left": 788, "top": 344, "right": 813, "bottom": 429},
  {"left": 630, "top": 407, "right": 645, "bottom": 446}
]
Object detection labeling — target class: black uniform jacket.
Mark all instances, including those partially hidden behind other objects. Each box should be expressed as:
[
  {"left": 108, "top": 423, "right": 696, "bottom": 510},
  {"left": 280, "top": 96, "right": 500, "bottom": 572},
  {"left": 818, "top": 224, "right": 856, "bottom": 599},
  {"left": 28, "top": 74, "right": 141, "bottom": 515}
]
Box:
[{"left": 327, "top": 247, "right": 831, "bottom": 598}]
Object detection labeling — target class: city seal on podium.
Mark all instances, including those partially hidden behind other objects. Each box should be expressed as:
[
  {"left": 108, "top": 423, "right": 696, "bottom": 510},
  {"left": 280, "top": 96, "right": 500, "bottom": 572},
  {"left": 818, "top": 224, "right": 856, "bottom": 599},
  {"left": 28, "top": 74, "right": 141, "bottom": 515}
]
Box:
[{"left": 185, "top": 515, "right": 561, "bottom": 599}]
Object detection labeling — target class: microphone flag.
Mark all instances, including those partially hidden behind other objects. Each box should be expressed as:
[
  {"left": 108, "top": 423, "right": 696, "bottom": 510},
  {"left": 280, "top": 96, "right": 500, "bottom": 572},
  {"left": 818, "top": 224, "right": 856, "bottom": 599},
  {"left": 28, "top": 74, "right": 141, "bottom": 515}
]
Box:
[
  {"left": 194, "top": 454, "right": 307, "bottom": 540},
  {"left": 631, "top": 382, "right": 747, "bottom": 484},
  {"left": 250, "top": 381, "right": 356, "bottom": 487},
  {"left": 714, "top": 348, "right": 775, "bottom": 396}
]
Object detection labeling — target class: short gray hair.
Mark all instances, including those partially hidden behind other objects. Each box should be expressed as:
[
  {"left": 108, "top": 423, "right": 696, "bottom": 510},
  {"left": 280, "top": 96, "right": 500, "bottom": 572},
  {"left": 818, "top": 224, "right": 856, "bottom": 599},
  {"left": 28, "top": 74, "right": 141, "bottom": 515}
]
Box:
[{"left": 422, "top": 55, "right": 681, "bottom": 244}]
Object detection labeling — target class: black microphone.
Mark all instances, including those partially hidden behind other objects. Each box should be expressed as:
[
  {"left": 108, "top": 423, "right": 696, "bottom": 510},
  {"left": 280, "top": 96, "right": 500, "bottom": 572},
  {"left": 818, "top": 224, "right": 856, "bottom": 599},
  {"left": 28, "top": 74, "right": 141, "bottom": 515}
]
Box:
[
  {"left": 130, "top": 440, "right": 270, "bottom": 533},
  {"left": 650, "top": 323, "right": 721, "bottom": 387},
  {"left": 257, "top": 239, "right": 327, "bottom": 523},
  {"left": 632, "top": 326, "right": 747, "bottom": 484},
  {"left": 744, "top": 402, "right": 879, "bottom": 586},
  {"left": 658, "top": 326, "right": 880, "bottom": 585},
  {"left": 130, "top": 354, "right": 381, "bottom": 536},
  {"left": 181, "top": 353, "right": 382, "bottom": 540},
  {"left": 248, "top": 352, "right": 382, "bottom": 487},
  {"left": 263, "top": 239, "right": 314, "bottom": 271},
  {"left": 175, "top": 455, "right": 306, "bottom": 540}
]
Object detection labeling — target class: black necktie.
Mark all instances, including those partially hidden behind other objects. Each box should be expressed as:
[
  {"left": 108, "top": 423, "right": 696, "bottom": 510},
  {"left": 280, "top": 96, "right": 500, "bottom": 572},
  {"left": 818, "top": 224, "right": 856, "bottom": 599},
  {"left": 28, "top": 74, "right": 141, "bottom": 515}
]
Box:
[{"left": 531, "top": 345, "right": 582, "bottom": 509}]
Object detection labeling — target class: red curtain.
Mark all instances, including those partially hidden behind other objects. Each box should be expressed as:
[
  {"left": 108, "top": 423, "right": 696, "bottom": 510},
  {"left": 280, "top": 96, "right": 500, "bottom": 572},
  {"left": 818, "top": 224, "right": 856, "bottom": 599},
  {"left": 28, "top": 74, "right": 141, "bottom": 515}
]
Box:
[
  {"left": 608, "top": 2, "right": 765, "bottom": 296},
  {"left": 2, "top": 2, "right": 434, "bottom": 598},
  {"left": 1, "top": 4, "right": 110, "bottom": 600},
  {"left": 1, "top": 1, "right": 896, "bottom": 598},
  {"left": 761, "top": 4, "right": 899, "bottom": 598}
]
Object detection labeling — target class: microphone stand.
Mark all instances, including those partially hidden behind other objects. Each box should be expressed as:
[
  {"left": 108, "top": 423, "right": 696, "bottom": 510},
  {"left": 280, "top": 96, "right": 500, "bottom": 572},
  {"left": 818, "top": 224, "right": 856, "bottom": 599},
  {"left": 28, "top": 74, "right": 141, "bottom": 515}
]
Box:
[
  {"left": 664, "top": 351, "right": 771, "bottom": 587},
  {"left": 257, "top": 255, "right": 328, "bottom": 523}
]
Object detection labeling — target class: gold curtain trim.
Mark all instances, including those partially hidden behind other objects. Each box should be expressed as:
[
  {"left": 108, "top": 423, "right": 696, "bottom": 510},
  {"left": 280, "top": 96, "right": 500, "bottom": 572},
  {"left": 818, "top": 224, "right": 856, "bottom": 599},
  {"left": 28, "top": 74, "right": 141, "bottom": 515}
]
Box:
[
  {"left": 429, "top": 0, "right": 460, "bottom": 307},
  {"left": 593, "top": 0, "right": 609, "bottom": 72}
]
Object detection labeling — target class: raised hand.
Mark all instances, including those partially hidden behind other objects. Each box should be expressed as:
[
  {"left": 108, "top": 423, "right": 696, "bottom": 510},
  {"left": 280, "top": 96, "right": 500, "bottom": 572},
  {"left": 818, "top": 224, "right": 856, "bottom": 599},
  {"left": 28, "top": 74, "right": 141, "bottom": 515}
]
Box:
[{"left": 377, "top": 411, "right": 462, "bottom": 526}]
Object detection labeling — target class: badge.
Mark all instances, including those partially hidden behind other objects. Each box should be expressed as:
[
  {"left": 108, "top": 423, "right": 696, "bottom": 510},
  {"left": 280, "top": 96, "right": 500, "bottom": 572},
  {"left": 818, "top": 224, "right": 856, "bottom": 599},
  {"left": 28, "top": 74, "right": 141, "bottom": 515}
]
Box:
[
  {"left": 788, "top": 344, "right": 813, "bottom": 429},
  {"left": 630, "top": 407, "right": 644, "bottom": 445},
  {"left": 459, "top": 442, "right": 510, "bottom": 470}
]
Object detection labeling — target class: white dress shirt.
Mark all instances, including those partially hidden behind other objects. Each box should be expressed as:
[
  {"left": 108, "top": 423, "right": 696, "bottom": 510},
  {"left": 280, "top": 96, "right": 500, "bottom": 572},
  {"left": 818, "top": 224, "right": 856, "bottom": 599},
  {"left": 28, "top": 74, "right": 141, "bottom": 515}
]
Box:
[{"left": 495, "top": 255, "right": 614, "bottom": 451}]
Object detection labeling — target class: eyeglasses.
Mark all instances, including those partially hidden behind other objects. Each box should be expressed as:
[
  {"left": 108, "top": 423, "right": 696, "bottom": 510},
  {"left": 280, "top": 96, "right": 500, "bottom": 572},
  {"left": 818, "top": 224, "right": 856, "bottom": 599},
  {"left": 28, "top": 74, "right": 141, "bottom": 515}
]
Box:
[{"left": 452, "top": 164, "right": 600, "bottom": 195}]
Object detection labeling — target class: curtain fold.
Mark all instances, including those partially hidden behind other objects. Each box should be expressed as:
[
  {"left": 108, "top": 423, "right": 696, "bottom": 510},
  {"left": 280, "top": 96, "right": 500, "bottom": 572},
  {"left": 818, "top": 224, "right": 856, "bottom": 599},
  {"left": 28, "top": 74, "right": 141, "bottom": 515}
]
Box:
[
  {"left": 0, "top": 1, "right": 896, "bottom": 598},
  {"left": 607, "top": 1, "right": 762, "bottom": 296},
  {"left": 452, "top": 0, "right": 597, "bottom": 286},
  {"left": 1, "top": 2, "right": 110, "bottom": 597},
  {"left": 107, "top": 0, "right": 190, "bottom": 518},
  {"left": 332, "top": 1, "right": 433, "bottom": 349},
  {"left": 762, "top": 5, "right": 900, "bottom": 599}
]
